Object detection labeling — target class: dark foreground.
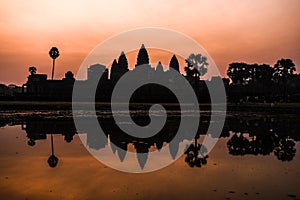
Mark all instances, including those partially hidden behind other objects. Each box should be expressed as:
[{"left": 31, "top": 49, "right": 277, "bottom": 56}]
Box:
[{"left": 0, "top": 102, "right": 299, "bottom": 199}]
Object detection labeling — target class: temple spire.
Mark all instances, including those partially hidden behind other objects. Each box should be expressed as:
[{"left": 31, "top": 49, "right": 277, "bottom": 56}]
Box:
[
  {"left": 156, "top": 61, "right": 164, "bottom": 73},
  {"left": 169, "top": 54, "right": 179, "bottom": 72},
  {"left": 136, "top": 44, "right": 149, "bottom": 67},
  {"left": 118, "top": 51, "right": 128, "bottom": 72}
]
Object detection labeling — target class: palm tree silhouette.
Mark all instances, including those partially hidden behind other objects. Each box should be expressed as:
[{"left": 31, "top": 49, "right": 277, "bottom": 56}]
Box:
[
  {"left": 49, "top": 47, "right": 60, "bottom": 80},
  {"left": 47, "top": 134, "right": 58, "bottom": 168},
  {"left": 48, "top": 47, "right": 59, "bottom": 168}
]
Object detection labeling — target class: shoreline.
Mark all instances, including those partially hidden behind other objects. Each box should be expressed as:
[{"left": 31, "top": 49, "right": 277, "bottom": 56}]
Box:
[
  {"left": 0, "top": 101, "right": 299, "bottom": 122},
  {"left": 1, "top": 100, "right": 300, "bottom": 110}
]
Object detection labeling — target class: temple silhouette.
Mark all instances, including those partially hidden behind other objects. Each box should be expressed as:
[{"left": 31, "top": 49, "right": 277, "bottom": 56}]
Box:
[
  {"left": 1, "top": 44, "right": 299, "bottom": 102},
  {"left": 20, "top": 44, "right": 218, "bottom": 102}
]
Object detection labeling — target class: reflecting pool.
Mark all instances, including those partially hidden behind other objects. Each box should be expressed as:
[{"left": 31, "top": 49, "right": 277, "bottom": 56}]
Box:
[{"left": 0, "top": 111, "right": 299, "bottom": 199}]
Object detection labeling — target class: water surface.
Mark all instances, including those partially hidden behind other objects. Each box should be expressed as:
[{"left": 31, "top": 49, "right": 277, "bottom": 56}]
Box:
[{"left": 0, "top": 112, "right": 299, "bottom": 200}]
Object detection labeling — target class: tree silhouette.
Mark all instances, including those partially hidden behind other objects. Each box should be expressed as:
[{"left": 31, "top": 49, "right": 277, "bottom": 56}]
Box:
[
  {"left": 255, "top": 64, "right": 274, "bottom": 82},
  {"left": 273, "top": 58, "right": 296, "bottom": 101},
  {"left": 27, "top": 138, "right": 36, "bottom": 146},
  {"left": 274, "top": 138, "right": 296, "bottom": 162},
  {"left": 227, "top": 133, "right": 251, "bottom": 155},
  {"left": 186, "top": 53, "right": 208, "bottom": 79},
  {"left": 28, "top": 66, "right": 37, "bottom": 75},
  {"left": 273, "top": 58, "right": 296, "bottom": 81},
  {"left": 184, "top": 59, "right": 200, "bottom": 78},
  {"left": 225, "top": 115, "right": 299, "bottom": 162},
  {"left": 227, "top": 62, "right": 251, "bottom": 85},
  {"left": 48, "top": 47, "right": 60, "bottom": 167},
  {"left": 184, "top": 138, "right": 208, "bottom": 168},
  {"left": 49, "top": 47, "right": 60, "bottom": 80},
  {"left": 64, "top": 71, "right": 74, "bottom": 80},
  {"left": 47, "top": 134, "right": 58, "bottom": 168}
]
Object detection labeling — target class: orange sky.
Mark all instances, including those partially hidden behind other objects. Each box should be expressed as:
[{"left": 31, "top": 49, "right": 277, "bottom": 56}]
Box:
[{"left": 0, "top": 0, "right": 299, "bottom": 85}]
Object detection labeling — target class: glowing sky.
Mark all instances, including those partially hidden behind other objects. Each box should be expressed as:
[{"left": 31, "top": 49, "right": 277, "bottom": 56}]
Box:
[{"left": 0, "top": 0, "right": 299, "bottom": 85}]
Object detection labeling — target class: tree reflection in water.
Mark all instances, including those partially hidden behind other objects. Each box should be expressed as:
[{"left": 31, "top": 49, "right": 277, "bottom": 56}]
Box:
[
  {"left": 184, "top": 136, "right": 208, "bottom": 168},
  {"left": 226, "top": 116, "right": 298, "bottom": 162},
  {"left": 0, "top": 113, "right": 297, "bottom": 168},
  {"left": 274, "top": 138, "right": 296, "bottom": 161},
  {"left": 21, "top": 119, "right": 76, "bottom": 168},
  {"left": 47, "top": 134, "right": 59, "bottom": 168}
]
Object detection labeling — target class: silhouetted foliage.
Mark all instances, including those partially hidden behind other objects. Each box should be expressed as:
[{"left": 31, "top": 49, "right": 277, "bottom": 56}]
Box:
[
  {"left": 226, "top": 116, "right": 298, "bottom": 161},
  {"left": 28, "top": 66, "right": 37, "bottom": 75},
  {"left": 184, "top": 138, "right": 208, "bottom": 168},
  {"left": 254, "top": 64, "right": 274, "bottom": 83},
  {"left": 48, "top": 154, "right": 58, "bottom": 168},
  {"left": 186, "top": 53, "right": 208, "bottom": 78},
  {"left": 2, "top": 112, "right": 298, "bottom": 168},
  {"left": 273, "top": 58, "right": 296, "bottom": 82},
  {"left": 27, "top": 138, "right": 36, "bottom": 146},
  {"left": 226, "top": 59, "right": 299, "bottom": 103},
  {"left": 227, "top": 62, "right": 251, "bottom": 85},
  {"left": 274, "top": 138, "right": 296, "bottom": 162},
  {"left": 49, "top": 47, "right": 60, "bottom": 60},
  {"left": 9, "top": 45, "right": 299, "bottom": 103},
  {"left": 49, "top": 47, "right": 60, "bottom": 80},
  {"left": 64, "top": 71, "right": 74, "bottom": 80},
  {"left": 184, "top": 59, "right": 200, "bottom": 77}
]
